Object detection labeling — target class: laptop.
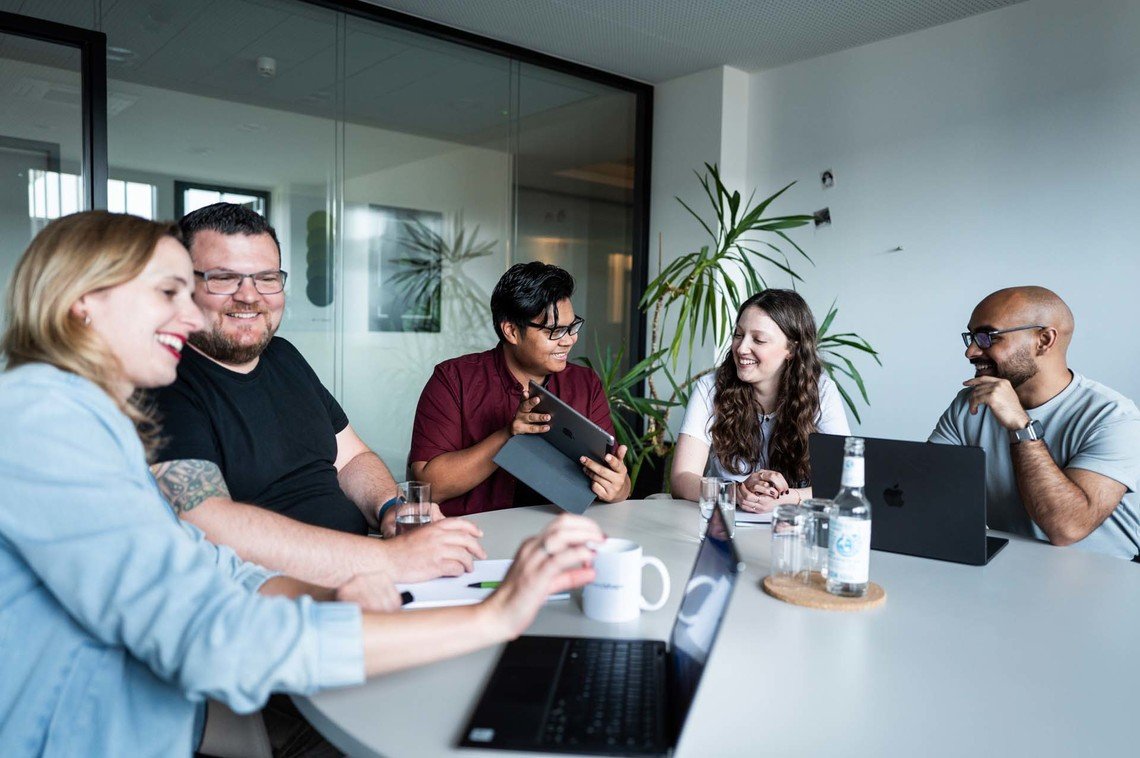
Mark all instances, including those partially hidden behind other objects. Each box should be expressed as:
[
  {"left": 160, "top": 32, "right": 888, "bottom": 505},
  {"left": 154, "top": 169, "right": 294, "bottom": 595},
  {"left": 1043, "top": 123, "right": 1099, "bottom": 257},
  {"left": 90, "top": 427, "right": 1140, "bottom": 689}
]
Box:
[
  {"left": 493, "top": 381, "right": 616, "bottom": 515},
  {"left": 809, "top": 433, "right": 1008, "bottom": 565},
  {"left": 460, "top": 506, "right": 743, "bottom": 755}
]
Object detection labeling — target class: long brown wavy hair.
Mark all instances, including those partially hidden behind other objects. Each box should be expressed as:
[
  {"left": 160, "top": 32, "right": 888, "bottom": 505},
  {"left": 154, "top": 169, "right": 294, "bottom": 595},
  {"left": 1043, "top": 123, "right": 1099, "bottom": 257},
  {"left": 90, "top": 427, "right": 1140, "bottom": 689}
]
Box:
[{"left": 709, "top": 289, "right": 823, "bottom": 486}]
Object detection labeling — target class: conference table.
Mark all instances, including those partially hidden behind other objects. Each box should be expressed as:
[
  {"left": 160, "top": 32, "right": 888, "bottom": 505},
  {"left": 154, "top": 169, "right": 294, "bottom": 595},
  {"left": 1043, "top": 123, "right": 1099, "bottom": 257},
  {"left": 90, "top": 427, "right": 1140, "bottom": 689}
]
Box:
[{"left": 296, "top": 498, "right": 1139, "bottom": 757}]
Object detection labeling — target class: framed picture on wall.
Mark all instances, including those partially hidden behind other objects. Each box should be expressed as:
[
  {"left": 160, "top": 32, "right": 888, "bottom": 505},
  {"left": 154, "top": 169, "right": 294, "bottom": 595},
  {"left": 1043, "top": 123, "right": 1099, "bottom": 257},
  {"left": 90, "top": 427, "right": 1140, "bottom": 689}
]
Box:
[{"left": 367, "top": 204, "right": 442, "bottom": 333}]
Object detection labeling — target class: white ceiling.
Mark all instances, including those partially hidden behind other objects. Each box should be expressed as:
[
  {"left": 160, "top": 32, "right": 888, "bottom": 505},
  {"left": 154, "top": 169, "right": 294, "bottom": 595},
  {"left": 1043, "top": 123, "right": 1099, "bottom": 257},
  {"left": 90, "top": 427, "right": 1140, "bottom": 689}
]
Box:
[{"left": 366, "top": 0, "right": 1029, "bottom": 83}]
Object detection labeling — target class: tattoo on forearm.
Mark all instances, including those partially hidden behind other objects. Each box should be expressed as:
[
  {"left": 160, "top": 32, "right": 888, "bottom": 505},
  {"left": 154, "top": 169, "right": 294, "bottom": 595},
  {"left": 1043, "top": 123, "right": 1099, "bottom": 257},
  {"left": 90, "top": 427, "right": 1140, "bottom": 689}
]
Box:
[{"left": 150, "top": 459, "right": 230, "bottom": 514}]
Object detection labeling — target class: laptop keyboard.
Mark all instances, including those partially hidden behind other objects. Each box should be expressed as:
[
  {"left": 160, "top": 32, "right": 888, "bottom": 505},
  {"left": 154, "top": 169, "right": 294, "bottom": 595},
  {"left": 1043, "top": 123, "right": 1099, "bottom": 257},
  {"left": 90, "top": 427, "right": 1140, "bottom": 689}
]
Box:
[{"left": 541, "top": 638, "right": 666, "bottom": 753}]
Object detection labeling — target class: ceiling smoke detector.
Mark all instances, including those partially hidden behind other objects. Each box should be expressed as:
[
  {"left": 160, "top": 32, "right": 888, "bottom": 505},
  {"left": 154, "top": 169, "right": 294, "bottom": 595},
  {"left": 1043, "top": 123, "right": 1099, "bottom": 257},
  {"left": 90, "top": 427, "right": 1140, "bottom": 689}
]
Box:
[{"left": 256, "top": 56, "right": 277, "bottom": 78}]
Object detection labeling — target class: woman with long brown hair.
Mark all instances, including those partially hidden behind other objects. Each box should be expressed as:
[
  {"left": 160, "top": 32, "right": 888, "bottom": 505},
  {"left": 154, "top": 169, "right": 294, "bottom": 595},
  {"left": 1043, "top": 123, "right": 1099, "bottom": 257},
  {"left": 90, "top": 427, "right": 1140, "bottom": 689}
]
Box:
[{"left": 671, "top": 289, "right": 850, "bottom": 510}]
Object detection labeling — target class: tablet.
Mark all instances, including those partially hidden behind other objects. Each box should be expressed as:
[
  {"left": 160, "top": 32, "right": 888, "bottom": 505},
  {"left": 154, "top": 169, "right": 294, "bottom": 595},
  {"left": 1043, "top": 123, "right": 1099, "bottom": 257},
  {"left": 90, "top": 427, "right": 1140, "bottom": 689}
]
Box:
[{"left": 528, "top": 380, "right": 615, "bottom": 465}]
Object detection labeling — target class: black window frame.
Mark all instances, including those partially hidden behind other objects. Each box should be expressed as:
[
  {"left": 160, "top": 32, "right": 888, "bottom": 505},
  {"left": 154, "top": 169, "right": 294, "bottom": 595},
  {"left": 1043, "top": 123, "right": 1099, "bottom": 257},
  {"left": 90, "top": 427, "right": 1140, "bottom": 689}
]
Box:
[{"left": 0, "top": 11, "right": 107, "bottom": 210}]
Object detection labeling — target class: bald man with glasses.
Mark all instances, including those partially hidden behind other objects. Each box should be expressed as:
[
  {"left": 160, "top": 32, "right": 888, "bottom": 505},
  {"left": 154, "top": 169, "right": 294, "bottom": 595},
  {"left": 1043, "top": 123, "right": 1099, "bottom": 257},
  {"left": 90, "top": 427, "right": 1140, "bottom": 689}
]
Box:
[
  {"left": 410, "top": 262, "right": 630, "bottom": 516},
  {"left": 929, "top": 286, "right": 1140, "bottom": 560}
]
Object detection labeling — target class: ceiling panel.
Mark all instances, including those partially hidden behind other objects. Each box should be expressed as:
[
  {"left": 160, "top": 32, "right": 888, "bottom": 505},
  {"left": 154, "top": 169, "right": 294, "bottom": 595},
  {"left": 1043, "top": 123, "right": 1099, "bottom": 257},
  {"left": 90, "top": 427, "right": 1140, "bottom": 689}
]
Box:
[{"left": 368, "top": 0, "right": 1029, "bottom": 83}]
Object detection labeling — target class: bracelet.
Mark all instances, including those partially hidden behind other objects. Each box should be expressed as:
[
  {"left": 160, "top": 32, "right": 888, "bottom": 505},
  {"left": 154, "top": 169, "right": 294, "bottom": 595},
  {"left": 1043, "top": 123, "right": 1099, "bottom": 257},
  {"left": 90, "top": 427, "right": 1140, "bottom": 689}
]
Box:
[{"left": 376, "top": 495, "right": 404, "bottom": 531}]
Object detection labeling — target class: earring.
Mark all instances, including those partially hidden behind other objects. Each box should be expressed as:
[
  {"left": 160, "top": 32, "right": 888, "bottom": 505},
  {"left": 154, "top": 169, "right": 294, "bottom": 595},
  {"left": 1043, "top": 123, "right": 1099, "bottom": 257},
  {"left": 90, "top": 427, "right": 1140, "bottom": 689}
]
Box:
[{"left": 83, "top": 314, "right": 91, "bottom": 326}]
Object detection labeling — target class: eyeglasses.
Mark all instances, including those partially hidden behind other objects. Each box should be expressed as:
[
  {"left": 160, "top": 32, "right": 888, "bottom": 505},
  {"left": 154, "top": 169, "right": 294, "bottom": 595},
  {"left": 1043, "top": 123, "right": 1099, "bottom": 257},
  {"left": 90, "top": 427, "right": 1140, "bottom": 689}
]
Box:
[
  {"left": 194, "top": 269, "right": 288, "bottom": 295},
  {"left": 961, "top": 324, "right": 1045, "bottom": 349},
  {"left": 526, "top": 315, "right": 585, "bottom": 340}
]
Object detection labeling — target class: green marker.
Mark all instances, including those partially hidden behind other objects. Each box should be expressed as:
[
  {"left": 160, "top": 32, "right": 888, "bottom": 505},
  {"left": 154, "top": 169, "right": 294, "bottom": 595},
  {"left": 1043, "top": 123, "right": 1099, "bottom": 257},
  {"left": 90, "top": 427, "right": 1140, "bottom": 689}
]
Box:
[{"left": 467, "top": 581, "right": 501, "bottom": 589}]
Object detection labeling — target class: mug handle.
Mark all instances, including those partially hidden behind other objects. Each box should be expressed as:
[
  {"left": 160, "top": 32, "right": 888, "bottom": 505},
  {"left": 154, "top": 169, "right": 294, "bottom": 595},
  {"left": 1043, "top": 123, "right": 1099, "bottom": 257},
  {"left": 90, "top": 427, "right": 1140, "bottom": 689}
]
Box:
[{"left": 639, "top": 556, "right": 670, "bottom": 612}]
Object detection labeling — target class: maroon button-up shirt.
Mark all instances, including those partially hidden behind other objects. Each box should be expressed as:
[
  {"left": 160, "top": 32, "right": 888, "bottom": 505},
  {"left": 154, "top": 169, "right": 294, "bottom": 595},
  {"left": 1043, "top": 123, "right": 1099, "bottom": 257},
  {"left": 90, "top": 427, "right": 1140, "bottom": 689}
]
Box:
[{"left": 410, "top": 344, "right": 616, "bottom": 516}]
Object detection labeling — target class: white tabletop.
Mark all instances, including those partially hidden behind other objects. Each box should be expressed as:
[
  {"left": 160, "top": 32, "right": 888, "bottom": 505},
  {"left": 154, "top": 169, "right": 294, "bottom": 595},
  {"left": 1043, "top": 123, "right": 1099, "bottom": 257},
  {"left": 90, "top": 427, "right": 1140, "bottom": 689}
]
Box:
[{"left": 296, "top": 499, "right": 1140, "bottom": 757}]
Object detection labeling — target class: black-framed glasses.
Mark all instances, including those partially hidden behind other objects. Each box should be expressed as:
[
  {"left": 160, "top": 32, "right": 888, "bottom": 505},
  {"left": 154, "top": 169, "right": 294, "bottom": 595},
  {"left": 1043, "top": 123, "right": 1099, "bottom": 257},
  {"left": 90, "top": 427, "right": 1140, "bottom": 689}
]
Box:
[
  {"left": 194, "top": 269, "right": 288, "bottom": 295},
  {"left": 526, "top": 315, "right": 584, "bottom": 340},
  {"left": 961, "top": 324, "right": 1045, "bottom": 349}
]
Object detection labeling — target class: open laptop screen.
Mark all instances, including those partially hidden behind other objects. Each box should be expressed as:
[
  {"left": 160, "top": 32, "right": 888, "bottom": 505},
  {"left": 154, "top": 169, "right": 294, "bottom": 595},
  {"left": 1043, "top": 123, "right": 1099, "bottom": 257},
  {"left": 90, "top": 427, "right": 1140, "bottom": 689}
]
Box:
[{"left": 667, "top": 505, "right": 741, "bottom": 736}]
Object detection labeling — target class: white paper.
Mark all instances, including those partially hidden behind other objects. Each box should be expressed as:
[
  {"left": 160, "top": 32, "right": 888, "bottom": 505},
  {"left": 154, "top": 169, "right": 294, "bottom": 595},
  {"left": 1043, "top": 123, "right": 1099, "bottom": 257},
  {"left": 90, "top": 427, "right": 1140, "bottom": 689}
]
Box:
[
  {"left": 734, "top": 509, "right": 774, "bottom": 525},
  {"left": 395, "top": 559, "right": 570, "bottom": 609}
]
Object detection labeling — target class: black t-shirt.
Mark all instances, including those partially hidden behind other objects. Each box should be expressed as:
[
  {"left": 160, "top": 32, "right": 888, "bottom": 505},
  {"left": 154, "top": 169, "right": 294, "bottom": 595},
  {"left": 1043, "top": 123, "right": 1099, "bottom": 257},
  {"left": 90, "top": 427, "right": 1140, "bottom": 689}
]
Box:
[{"left": 150, "top": 337, "right": 369, "bottom": 535}]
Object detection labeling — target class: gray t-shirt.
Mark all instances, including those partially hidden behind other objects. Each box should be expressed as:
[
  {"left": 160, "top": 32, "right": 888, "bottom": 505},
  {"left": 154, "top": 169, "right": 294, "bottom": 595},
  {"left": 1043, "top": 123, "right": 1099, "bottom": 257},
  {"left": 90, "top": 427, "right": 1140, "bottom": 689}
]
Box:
[{"left": 928, "top": 372, "right": 1140, "bottom": 559}]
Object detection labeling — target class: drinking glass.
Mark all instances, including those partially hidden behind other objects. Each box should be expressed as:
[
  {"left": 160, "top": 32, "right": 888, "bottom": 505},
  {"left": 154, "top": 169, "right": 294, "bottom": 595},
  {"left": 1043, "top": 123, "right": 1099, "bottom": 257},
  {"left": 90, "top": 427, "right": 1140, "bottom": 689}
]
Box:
[
  {"left": 800, "top": 498, "right": 835, "bottom": 583},
  {"left": 395, "top": 481, "right": 431, "bottom": 535},
  {"left": 698, "top": 477, "right": 737, "bottom": 540},
  {"left": 717, "top": 480, "right": 737, "bottom": 539},
  {"left": 770, "top": 504, "right": 805, "bottom": 578},
  {"left": 697, "top": 477, "right": 722, "bottom": 540}
]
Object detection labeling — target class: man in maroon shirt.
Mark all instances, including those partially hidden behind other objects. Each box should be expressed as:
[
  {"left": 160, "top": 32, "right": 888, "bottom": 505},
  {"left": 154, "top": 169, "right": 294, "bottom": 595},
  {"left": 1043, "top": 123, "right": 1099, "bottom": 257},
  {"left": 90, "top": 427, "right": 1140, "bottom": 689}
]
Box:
[{"left": 410, "top": 262, "right": 631, "bottom": 515}]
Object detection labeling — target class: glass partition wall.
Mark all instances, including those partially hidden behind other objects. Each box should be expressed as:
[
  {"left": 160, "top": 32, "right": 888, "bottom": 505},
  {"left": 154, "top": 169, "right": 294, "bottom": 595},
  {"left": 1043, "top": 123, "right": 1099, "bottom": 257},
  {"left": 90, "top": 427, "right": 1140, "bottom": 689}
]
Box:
[{"left": 0, "top": 0, "right": 647, "bottom": 472}]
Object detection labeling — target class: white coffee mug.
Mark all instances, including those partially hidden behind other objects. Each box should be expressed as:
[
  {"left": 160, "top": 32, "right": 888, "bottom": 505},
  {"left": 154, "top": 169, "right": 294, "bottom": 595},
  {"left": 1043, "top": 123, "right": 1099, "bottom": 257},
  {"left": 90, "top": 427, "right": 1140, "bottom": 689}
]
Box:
[{"left": 583, "top": 538, "right": 670, "bottom": 622}]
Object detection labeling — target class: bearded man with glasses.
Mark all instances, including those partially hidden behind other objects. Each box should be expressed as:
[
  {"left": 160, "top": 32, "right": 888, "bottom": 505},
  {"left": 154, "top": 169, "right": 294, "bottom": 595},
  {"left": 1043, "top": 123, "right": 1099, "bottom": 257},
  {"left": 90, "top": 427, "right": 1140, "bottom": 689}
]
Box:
[
  {"left": 410, "top": 261, "right": 630, "bottom": 515},
  {"left": 928, "top": 286, "right": 1140, "bottom": 560},
  {"left": 148, "top": 203, "right": 485, "bottom": 586}
]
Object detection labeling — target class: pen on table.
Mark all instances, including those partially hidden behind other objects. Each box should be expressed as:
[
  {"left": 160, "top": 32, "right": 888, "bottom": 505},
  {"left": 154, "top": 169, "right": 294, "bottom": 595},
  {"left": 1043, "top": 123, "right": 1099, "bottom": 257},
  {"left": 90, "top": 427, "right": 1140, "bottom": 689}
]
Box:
[{"left": 467, "top": 581, "right": 501, "bottom": 589}]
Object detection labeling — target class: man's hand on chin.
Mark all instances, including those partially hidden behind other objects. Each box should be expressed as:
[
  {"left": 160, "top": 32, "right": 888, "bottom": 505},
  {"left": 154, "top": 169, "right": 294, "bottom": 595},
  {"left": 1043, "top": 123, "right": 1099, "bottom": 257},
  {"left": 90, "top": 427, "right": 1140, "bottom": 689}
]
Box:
[{"left": 962, "top": 376, "right": 1031, "bottom": 430}]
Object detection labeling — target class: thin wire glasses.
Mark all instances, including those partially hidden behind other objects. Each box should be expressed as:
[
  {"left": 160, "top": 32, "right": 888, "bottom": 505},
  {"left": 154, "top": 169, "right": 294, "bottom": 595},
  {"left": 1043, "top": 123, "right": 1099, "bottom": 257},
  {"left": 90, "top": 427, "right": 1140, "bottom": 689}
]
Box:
[
  {"left": 195, "top": 269, "right": 288, "bottom": 295},
  {"left": 961, "top": 324, "right": 1044, "bottom": 349},
  {"left": 526, "top": 315, "right": 585, "bottom": 340}
]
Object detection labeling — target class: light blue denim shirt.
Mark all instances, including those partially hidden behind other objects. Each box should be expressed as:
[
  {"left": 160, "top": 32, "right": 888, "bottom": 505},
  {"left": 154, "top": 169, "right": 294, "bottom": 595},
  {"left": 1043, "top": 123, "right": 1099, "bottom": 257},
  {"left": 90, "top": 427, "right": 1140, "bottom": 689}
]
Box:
[{"left": 0, "top": 364, "right": 365, "bottom": 756}]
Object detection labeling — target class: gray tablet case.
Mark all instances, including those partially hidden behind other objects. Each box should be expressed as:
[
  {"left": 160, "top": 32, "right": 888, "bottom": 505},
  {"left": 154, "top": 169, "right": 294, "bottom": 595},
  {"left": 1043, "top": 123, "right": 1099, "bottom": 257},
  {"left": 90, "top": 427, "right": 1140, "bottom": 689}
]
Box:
[{"left": 492, "top": 382, "right": 615, "bottom": 514}]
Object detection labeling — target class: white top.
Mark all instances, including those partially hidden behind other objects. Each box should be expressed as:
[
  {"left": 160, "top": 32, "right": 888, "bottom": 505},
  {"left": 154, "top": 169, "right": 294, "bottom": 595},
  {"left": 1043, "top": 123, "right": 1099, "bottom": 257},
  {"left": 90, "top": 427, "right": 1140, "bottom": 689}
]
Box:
[{"left": 678, "top": 371, "right": 851, "bottom": 482}]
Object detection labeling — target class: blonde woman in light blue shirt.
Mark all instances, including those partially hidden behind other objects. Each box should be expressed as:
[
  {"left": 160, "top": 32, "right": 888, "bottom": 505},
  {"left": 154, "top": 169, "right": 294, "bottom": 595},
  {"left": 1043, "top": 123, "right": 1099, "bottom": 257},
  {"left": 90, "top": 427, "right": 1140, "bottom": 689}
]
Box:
[{"left": 0, "top": 211, "right": 602, "bottom": 755}]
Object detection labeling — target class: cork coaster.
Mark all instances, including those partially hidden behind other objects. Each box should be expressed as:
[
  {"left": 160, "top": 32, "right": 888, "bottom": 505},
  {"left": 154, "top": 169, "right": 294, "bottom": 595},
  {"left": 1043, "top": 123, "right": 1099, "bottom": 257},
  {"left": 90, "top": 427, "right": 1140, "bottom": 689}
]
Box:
[{"left": 762, "top": 572, "right": 886, "bottom": 612}]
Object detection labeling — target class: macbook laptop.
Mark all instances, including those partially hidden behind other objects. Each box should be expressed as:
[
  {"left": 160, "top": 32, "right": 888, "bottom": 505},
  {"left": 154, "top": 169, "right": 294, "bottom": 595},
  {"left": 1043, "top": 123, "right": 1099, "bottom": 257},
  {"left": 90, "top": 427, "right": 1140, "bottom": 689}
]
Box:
[
  {"left": 460, "top": 506, "right": 743, "bottom": 755},
  {"left": 809, "top": 433, "right": 1008, "bottom": 565},
  {"left": 493, "top": 381, "right": 616, "bottom": 514}
]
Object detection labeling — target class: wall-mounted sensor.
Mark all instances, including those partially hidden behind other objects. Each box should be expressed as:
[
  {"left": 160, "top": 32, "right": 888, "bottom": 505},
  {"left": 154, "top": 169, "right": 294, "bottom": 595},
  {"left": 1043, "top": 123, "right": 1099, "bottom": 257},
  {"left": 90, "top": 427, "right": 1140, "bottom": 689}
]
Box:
[
  {"left": 256, "top": 56, "right": 277, "bottom": 78},
  {"left": 821, "top": 169, "right": 834, "bottom": 188},
  {"left": 813, "top": 207, "right": 831, "bottom": 227}
]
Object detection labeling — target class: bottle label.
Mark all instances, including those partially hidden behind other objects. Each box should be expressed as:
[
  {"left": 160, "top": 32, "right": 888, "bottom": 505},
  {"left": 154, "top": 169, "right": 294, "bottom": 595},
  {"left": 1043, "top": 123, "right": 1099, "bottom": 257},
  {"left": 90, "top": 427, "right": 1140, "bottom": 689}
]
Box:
[
  {"left": 840, "top": 456, "right": 864, "bottom": 488},
  {"left": 828, "top": 516, "right": 870, "bottom": 584}
]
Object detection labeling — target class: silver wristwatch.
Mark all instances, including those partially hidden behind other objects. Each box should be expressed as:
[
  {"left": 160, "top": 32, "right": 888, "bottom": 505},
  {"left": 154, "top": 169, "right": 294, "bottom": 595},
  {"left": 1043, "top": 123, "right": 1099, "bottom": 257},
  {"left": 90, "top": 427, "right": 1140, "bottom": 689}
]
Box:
[{"left": 1009, "top": 418, "right": 1044, "bottom": 444}]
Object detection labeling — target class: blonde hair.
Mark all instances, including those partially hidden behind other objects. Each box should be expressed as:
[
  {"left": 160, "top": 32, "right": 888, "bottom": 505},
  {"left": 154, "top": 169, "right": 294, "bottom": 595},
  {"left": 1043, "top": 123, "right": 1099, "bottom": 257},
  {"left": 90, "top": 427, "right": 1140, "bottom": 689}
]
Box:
[{"left": 2, "top": 211, "right": 183, "bottom": 452}]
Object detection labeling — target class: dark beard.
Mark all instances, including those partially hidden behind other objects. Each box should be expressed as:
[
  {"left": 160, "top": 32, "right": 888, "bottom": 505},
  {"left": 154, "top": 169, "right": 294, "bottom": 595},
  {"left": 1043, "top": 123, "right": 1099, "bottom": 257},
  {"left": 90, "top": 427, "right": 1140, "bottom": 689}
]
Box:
[
  {"left": 189, "top": 326, "right": 273, "bottom": 366},
  {"left": 997, "top": 344, "right": 1038, "bottom": 388}
]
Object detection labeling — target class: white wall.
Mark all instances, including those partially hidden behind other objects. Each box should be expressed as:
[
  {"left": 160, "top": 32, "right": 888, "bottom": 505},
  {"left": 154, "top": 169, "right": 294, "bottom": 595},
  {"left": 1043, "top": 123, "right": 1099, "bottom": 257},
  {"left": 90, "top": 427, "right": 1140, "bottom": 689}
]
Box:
[
  {"left": 651, "top": 0, "right": 1140, "bottom": 443},
  {"left": 650, "top": 65, "right": 755, "bottom": 432},
  {"left": 747, "top": 0, "right": 1140, "bottom": 440}
]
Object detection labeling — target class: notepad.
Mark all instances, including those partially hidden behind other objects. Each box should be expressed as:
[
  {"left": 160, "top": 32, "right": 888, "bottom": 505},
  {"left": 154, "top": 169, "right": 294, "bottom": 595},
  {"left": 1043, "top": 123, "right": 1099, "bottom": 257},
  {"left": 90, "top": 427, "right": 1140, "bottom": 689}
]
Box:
[
  {"left": 395, "top": 559, "right": 571, "bottom": 609},
  {"left": 734, "top": 509, "right": 774, "bottom": 525}
]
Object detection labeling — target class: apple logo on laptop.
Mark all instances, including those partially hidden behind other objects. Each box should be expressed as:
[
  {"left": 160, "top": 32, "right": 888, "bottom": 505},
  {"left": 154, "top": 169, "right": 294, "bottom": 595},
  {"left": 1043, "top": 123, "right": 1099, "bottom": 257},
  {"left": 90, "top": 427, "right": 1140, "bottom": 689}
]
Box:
[
  {"left": 884, "top": 483, "right": 905, "bottom": 508},
  {"left": 562, "top": 427, "right": 574, "bottom": 440}
]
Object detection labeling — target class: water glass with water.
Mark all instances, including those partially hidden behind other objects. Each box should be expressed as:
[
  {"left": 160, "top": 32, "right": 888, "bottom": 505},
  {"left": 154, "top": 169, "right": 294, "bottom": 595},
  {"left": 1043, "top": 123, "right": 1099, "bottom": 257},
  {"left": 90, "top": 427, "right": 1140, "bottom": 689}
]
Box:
[
  {"left": 770, "top": 504, "right": 805, "bottom": 578},
  {"left": 395, "top": 480, "right": 431, "bottom": 535},
  {"left": 800, "top": 498, "right": 835, "bottom": 582},
  {"left": 717, "top": 480, "right": 737, "bottom": 538},
  {"left": 698, "top": 477, "right": 717, "bottom": 540}
]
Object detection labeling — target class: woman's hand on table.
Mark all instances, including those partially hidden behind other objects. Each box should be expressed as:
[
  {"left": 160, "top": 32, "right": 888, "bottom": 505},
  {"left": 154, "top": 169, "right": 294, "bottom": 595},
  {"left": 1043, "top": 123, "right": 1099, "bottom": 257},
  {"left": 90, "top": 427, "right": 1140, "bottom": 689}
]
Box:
[
  {"left": 335, "top": 571, "right": 404, "bottom": 613},
  {"left": 483, "top": 514, "right": 604, "bottom": 638},
  {"left": 736, "top": 482, "right": 781, "bottom": 513},
  {"left": 743, "top": 470, "right": 789, "bottom": 496}
]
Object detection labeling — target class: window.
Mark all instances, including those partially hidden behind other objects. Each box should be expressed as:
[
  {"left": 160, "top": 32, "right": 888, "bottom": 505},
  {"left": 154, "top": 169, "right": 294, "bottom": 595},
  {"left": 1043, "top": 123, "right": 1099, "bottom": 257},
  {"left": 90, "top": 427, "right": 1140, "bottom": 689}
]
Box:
[
  {"left": 175, "top": 181, "right": 270, "bottom": 219},
  {"left": 28, "top": 171, "right": 155, "bottom": 222}
]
